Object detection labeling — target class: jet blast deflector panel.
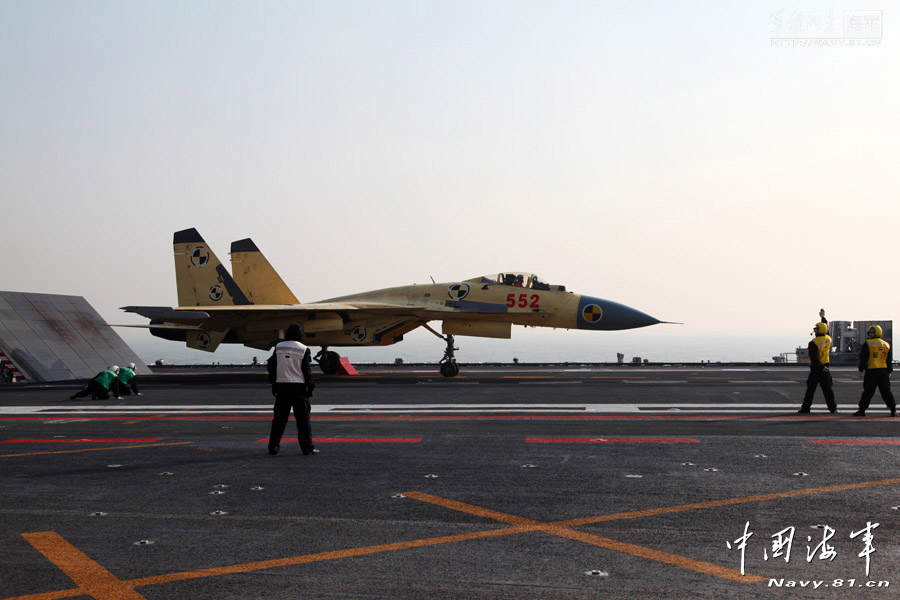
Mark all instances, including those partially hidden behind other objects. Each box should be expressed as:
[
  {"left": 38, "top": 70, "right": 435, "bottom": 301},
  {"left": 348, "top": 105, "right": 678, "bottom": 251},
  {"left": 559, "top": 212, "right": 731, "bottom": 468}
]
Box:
[{"left": 0, "top": 291, "right": 149, "bottom": 382}]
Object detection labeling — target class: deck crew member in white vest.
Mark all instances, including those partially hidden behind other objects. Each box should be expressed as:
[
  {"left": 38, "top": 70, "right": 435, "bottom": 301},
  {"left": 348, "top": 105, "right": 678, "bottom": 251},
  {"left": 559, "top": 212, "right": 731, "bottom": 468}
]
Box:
[
  {"left": 266, "top": 323, "right": 318, "bottom": 455},
  {"left": 798, "top": 315, "right": 837, "bottom": 414},
  {"left": 853, "top": 325, "right": 896, "bottom": 417}
]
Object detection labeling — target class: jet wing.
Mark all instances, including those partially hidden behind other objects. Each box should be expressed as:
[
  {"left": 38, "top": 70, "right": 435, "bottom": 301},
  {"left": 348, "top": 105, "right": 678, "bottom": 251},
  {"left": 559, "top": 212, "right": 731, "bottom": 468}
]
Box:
[
  {"left": 191, "top": 302, "right": 404, "bottom": 313},
  {"left": 124, "top": 300, "right": 548, "bottom": 323},
  {"left": 183, "top": 302, "right": 550, "bottom": 323}
]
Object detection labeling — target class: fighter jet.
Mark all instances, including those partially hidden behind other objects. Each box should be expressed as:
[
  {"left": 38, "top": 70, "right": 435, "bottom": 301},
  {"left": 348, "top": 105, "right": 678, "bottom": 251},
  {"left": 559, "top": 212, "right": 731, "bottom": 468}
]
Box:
[{"left": 123, "top": 228, "right": 664, "bottom": 376}]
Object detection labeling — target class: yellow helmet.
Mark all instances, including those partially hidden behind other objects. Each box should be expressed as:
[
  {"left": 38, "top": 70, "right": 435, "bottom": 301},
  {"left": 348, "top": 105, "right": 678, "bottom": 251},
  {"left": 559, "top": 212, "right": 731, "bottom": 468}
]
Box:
[
  {"left": 867, "top": 325, "right": 883, "bottom": 339},
  {"left": 814, "top": 322, "right": 828, "bottom": 335}
]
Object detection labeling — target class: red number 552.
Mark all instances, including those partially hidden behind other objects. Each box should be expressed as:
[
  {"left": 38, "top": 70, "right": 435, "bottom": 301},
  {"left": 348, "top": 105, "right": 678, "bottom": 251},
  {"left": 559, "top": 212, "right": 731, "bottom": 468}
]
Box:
[{"left": 506, "top": 293, "right": 540, "bottom": 308}]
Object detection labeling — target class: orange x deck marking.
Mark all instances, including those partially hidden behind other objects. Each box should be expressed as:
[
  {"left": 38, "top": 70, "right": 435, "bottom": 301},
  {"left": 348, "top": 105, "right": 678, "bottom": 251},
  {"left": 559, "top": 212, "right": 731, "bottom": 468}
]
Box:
[
  {"left": 402, "top": 492, "right": 765, "bottom": 583},
  {"left": 8, "top": 476, "right": 900, "bottom": 599}
]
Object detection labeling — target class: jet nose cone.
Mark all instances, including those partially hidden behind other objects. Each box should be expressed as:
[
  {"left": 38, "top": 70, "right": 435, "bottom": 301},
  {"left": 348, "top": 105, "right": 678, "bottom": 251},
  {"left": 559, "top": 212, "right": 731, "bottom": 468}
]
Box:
[{"left": 577, "top": 296, "right": 661, "bottom": 331}]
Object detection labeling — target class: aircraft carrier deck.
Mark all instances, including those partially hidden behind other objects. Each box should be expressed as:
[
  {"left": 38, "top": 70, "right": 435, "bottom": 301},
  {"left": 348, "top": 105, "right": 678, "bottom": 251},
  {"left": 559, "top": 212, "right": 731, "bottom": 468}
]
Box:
[{"left": 2, "top": 364, "right": 899, "bottom": 599}]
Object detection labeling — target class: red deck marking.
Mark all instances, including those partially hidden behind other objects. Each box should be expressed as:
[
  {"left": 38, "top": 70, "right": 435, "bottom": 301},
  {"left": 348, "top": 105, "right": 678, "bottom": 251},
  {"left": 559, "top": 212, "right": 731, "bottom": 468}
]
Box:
[
  {"left": 526, "top": 438, "right": 699, "bottom": 443},
  {"left": 1, "top": 438, "right": 163, "bottom": 443},
  {"left": 811, "top": 440, "right": 900, "bottom": 445},
  {"left": 256, "top": 438, "right": 422, "bottom": 443}
]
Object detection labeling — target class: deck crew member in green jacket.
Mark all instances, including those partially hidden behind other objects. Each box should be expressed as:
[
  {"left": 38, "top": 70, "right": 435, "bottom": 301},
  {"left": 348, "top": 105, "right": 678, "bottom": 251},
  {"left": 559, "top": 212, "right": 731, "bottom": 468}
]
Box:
[
  {"left": 69, "top": 366, "right": 124, "bottom": 400},
  {"left": 117, "top": 362, "right": 143, "bottom": 396}
]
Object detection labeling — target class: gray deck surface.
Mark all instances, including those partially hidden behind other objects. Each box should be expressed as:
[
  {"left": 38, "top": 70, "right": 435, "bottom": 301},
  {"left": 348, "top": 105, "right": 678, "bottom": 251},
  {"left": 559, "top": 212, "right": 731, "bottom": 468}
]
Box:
[{"left": 1, "top": 364, "right": 898, "bottom": 599}]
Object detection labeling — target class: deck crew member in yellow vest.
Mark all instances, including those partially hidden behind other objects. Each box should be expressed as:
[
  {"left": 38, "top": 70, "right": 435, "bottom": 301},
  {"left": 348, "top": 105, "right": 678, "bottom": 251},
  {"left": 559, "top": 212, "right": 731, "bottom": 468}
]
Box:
[
  {"left": 853, "top": 325, "right": 896, "bottom": 417},
  {"left": 798, "top": 318, "right": 837, "bottom": 414}
]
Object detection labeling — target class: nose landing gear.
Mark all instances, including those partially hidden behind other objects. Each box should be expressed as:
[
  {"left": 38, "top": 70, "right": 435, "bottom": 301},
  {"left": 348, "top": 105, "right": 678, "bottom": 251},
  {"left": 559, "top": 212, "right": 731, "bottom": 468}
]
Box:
[
  {"left": 439, "top": 334, "right": 460, "bottom": 378},
  {"left": 418, "top": 322, "right": 461, "bottom": 377}
]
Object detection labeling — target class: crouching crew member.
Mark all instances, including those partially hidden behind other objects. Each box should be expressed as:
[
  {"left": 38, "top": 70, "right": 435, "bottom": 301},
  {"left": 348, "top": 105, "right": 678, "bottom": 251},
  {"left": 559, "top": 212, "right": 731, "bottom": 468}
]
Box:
[
  {"left": 854, "top": 325, "right": 896, "bottom": 417},
  {"left": 798, "top": 321, "right": 837, "bottom": 414},
  {"left": 116, "top": 362, "right": 142, "bottom": 396},
  {"left": 70, "top": 366, "right": 123, "bottom": 400},
  {"left": 266, "top": 324, "right": 318, "bottom": 455}
]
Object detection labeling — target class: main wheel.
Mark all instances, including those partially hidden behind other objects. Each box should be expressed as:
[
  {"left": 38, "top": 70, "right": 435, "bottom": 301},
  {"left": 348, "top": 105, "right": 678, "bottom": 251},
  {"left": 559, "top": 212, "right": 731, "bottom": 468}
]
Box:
[
  {"left": 440, "top": 361, "right": 460, "bottom": 377},
  {"left": 318, "top": 351, "right": 340, "bottom": 375}
]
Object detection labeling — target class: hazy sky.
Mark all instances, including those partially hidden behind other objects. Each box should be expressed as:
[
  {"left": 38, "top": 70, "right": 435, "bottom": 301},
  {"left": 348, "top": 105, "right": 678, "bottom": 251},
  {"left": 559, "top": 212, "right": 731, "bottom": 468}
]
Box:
[{"left": 1, "top": 2, "right": 896, "bottom": 355}]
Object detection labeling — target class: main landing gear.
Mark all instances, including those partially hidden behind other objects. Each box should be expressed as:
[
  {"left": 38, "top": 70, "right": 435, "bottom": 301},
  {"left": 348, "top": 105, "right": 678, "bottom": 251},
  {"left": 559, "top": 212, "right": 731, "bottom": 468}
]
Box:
[{"left": 315, "top": 347, "right": 341, "bottom": 375}]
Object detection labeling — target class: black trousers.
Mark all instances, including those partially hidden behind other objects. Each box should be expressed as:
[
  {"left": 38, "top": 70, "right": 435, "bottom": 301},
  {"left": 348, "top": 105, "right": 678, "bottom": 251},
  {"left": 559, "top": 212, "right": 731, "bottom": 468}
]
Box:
[
  {"left": 801, "top": 368, "right": 836, "bottom": 411},
  {"left": 858, "top": 369, "right": 896, "bottom": 411},
  {"left": 118, "top": 381, "right": 139, "bottom": 396},
  {"left": 71, "top": 380, "right": 110, "bottom": 400},
  {"left": 268, "top": 383, "right": 314, "bottom": 453}
]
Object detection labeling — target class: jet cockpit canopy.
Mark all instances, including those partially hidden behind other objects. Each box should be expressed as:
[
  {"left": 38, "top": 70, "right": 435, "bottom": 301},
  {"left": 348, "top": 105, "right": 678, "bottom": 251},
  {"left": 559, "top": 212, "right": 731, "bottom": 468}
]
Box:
[{"left": 465, "top": 273, "right": 563, "bottom": 291}]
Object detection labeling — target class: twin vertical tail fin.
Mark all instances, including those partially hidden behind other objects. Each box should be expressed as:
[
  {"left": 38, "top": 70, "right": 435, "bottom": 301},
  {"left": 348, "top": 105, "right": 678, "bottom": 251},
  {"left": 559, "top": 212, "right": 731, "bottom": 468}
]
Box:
[
  {"left": 171, "top": 229, "right": 296, "bottom": 352},
  {"left": 173, "top": 228, "right": 252, "bottom": 307},
  {"left": 230, "top": 238, "right": 300, "bottom": 304}
]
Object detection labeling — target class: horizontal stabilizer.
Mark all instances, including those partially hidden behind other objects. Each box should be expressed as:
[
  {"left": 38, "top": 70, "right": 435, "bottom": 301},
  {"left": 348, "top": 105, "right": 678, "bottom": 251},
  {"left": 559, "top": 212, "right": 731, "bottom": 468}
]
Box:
[
  {"left": 121, "top": 306, "right": 210, "bottom": 321},
  {"left": 111, "top": 323, "right": 200, "bottom": 330}
]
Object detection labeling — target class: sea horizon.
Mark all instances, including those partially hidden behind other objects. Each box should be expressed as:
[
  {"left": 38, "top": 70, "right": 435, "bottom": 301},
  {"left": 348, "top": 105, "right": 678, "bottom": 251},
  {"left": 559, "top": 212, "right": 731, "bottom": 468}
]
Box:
[{"left": 119, "top": 328, "right": 813, "bottom": 367}]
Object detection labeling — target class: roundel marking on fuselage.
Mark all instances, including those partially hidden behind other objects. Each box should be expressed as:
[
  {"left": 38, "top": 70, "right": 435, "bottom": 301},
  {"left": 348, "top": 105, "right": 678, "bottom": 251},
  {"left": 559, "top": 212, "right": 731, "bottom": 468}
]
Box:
[
  {"left": 583, "top": 304, "right": 603, "bottom": 323},
  {"left": 191, "top": 247, "right": 210, "bottom": 267},
  {"left": 351, "top": 326, "right": 367, "bottom": 342},
  {"left": 197, "top": 333, "right": 211, "bottom": 348},
  {"left": 448, "top": 283, "right": 470, "bottom": 300},
  {"left": 209, "top": 285, "right": 224, "bottom": 301}
]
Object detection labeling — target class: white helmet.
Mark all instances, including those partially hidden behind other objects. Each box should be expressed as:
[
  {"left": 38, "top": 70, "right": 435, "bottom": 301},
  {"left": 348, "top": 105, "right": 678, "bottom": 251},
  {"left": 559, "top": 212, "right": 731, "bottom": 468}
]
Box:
[
  {"left": 110, "top": 365, "right": 120, "bottom": 372},
  {"left": 128, "top": 363, "right": 136, "bottom": 370}
]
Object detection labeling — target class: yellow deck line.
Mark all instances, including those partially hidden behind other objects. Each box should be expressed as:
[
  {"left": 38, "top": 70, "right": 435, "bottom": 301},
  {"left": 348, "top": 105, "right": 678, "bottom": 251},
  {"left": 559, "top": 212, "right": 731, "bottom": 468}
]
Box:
[
  {"left": 21, "top": 532, "right": 147, "bottom": 600},
  {"left": 556, "top": 477, "right": 900, "bottom": 527},
  {"left": 5, "top": 528, "right": 524, "bottom": 599},
  {"left": 125, "top": 528, "right": 518, "bottom": 587},
  {"left": 0, "top": 442, "right": 193, "bottom": 459}
]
